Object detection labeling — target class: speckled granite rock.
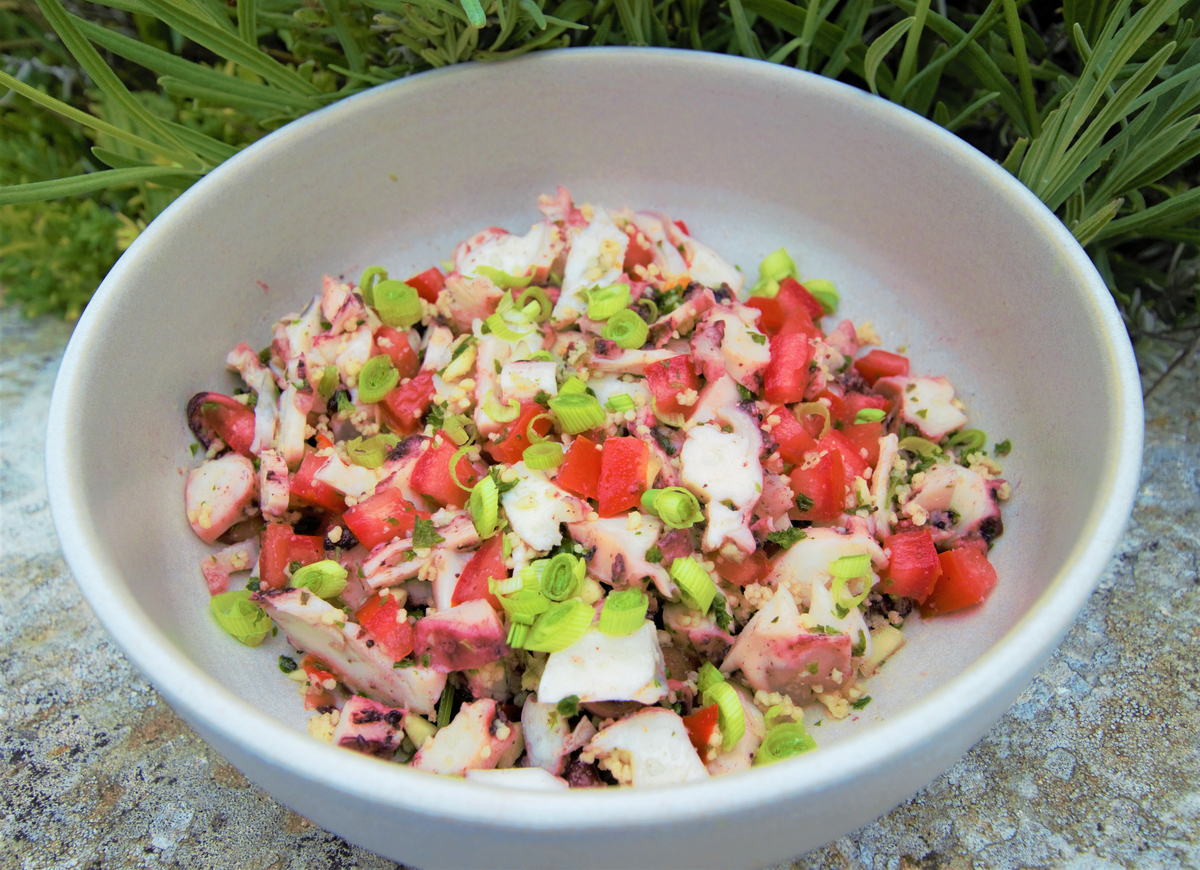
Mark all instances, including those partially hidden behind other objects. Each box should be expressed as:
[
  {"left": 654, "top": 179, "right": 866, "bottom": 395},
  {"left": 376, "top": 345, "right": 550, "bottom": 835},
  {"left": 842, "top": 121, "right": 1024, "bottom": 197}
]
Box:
[{"left": 2, "top": 303, "right": 1196, "bottom": 869}]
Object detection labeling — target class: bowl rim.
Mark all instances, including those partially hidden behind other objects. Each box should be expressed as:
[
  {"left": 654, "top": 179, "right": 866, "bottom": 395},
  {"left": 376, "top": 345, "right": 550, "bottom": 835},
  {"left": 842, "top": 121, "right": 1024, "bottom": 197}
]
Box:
[{"left": 46, "top": 46, "right": 1143, "bottom": 829}]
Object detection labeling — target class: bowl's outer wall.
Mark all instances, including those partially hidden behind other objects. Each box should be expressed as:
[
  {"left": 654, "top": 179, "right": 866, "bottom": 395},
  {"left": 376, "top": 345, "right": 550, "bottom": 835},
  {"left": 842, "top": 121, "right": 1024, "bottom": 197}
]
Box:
[{"left": 47, "top": 49, "right": 1142, "bottom": 869}]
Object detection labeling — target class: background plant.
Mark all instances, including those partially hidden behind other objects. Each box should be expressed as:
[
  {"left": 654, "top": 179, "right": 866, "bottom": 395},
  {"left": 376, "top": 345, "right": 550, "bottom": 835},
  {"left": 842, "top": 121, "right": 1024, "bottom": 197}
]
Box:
[{"left": 2, "top": 0, "right": 1197, "bottom": 384}]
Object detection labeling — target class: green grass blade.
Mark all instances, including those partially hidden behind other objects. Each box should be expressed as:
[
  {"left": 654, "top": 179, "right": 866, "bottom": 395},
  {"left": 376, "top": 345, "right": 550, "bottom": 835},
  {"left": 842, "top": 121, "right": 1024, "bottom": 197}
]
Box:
[
  {"left": 520, "top": 0, "right": 548, "bottom": 29},
  {"left": 819, "top": 0, "right": 869, "bottom": 78},
  {"left": 865, "top": 17, "right": 913, "bottom": 96},
  {"left": 321, "top": 0, "right": 366, "bottom": 72},
  {"left": 728, "top": 0, "right": 765, "bottom": 59},
  {"left": 161, "top": 121, "right": 240, "bottom": 162},
  {"left": 946, "top": 90, "right": 1001, "bottom": 131},
  {"left": 136, "top": 0, "right": 323, "bottom": 95},
  {"left": 34, "top": 0, "right": 202, "bottom": 167},
  {"left": 90, "top": 146, "right": 153, "bottom": 169},
  {"left": 68, "top": 13, "right": 321, "bottom": 111},
  {"left": 893, "top": 0, "right": 930, "bottom": 96},
  {"left": 899, "top": 0, "right": 1001, "bottom": 103},
  {"left": 460, "top": 0, "right": 487, "bottom": 27},
  {"left": 0, "top": 69, "right": 187, "bottom": 165},
  {"left": 1003, "top": 0, "right": 1041, "bottom": 136},
  {"left": 238, "top": 0, "right": 258, "bottom": 45},
  {"left": 0, "top": 167, "right": 202, "bottom": 205},
  {"left": 1071, "top": 196, "right": 1123, "bottom": 246}
]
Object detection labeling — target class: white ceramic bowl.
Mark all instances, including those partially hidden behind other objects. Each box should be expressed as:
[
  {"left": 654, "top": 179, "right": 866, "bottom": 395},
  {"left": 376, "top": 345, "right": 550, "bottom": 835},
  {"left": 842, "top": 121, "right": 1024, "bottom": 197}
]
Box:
[{"left": 47, "top": 48, "right": 1142, "bottom": 869}]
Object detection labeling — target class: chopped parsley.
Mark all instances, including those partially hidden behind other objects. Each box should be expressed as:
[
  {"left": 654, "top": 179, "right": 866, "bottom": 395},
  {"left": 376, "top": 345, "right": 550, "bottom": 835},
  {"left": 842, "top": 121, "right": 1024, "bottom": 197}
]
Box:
[
  {"left": 736, "top": 382, "right": 755, "bottom": 401},
  {"left": 749, "top": 332, "right": 767, "bottom": 345},
  {"left": 806, "top": 662, "right": 818, "bottom": 675},
  {"left": 246, "top": 577, "right": 261, "bottom": 592},
  {"left": 412, "top": 518, "right": 446, "bottom": 549},
  {"left": 392, "top": 658, "right": 415, "bottom": 669},
  {"left": 426, "top": 402, "right": 446, "bottom": 431},
  {"left": 994, "top": 439, "right": 1012, "bottom": 457},
  {"left": 645, "top": 545, "right": 663, "bottom": 564},
  {"left": 794, "top": 492, "right": 815, "bottom": 513},
  {"left": 850, "top": 696, "right": 872, "bottom": 710},
  {"left": 533, "top": 390, "right": 551, "bottom": 406},
  {"left": 711, "top": 592, "right": 731, "bottom": 632},
  {"left": 556, "top": 695, "right": 580, "bottom": 717},
  {"left": 766, "top": 528, "right": 807, "bottom": 549},
  {"left": 278, "top": 655, "right": 298, "bottom": 673},
  {"left": 851, "top": 630, "right": 867, "bottom": 657},
  {"left": 652, "top": 428, "right": 677, "bottom": 456}
]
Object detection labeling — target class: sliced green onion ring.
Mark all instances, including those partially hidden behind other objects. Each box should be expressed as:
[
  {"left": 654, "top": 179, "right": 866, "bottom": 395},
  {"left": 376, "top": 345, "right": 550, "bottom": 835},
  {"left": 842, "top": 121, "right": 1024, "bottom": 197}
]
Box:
[
  {"left": 469, "top": 475, "right": 499, "bottom": 538},
  {"left": 793, "top": 402, "right": 831, "bottom": 439},
  {"left": 830, "top": 554, "right": 871, "bottom": 579},
  {"left": 854, "top": 408, "right": 887, "bottom": 424},
  {"left": 601, "top": 309, "right": 649, "bottom": 349},
  {"left": 484, "top": 312, "right": 533, "bottom": 341},
  {"left": 496, "top": 585, "right": 550, "bottom": 622},
  {"left": 897, "top": 436, "right": 942, "bottom": 458},
  {"left": 359, "top": 266, "right": 388, "bottom": 306},
  {"left": 947, "top": 428, "right": 987, "bottom": 453},
  {"left": 210, "top": 589, "right": 272, "bottom": 647},
  {"left": 635, "top": 297, "right": 659, "bottom": 322},
  {"left": 670, "top": 556, "right": 717, "bottom": 613},
  {"left": 442, "top": 413, "right": 472, "bottom": 446},
  {"left": 290, "top": 559, "right": 349, "bottom": 600},
  {"left": 357, "top": 355, "right": 399, "bottom": 404},
  {"left": 526, "top": 412, "right": 555, "bottom": 446},
  {"left": 558, "top": 376, "right": 587, "bottom": 395},
  {"left": 586, "top": 283, "right": 631, "bottom": 320},
  {"left": 476, "top": 265, "right": 534, "bottom": 289},
  {"left": 604, "top": 393, "right": 636, "bottom": 414},
  {"left": 696, "top": 660, "right": 725, "bottom": 694},
  {"left": 346, "top": 433, "right": 401, "bottom": 468},
  {"left": 374, "top": 279, "right": 423, "bottom": 329},
  {"left": 482, "top": 393, "right": 521, "bottom": 422},
  {"left": 753, "top": 722, "right": 817, "bottom": 765},
  {"left": 488, "top": 575, "right": 523, "bottom": 596},
  {"left": 642, "top": 487, "right": 703, "bottom": 529},
  {"left": 803, "top": 278, "right": 839, "bottom": 315},
  {"left": 523, "top": 599, "right": 594, "bottom": 652},
  {"left": 529, "top": 350, "right": 554, "bottom": 361},
  {"left": 704, "top": 680, "right": 747, "bottom": 751},
  {"left": 507, "top": 622, "right": 530, "bottom": 648},
  {"left": 652, "top": 397, "right": 685, "bottom": 428},
  {"left": 539, "top": 553, "right": 583, "bottom": 602},
  {"left": 749, "top": 247, "right": 797, "bottom": 298},
  {"left": 523, "top": 441, "right": 564, "bottom": 470},
  {"left": 448, "top": 443, "right": 479, "bottom": 491},
  {"left": 598, "top": 589, "right": 648, "bottom": 636},
  {"left": 548, "top": 393, "right": 605, "bottom": 435},
  {"left": 517, "top": 286, "right": 553, "bottom": 322},
  {"left": 318, "top": 364, "right": 339, "bottom": 399}
]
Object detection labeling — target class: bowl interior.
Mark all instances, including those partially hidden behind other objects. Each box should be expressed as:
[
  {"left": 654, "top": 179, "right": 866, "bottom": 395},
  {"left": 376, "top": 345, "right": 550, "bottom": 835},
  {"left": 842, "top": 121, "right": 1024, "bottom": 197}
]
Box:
[{"left": 54, "top": 51, "right": 1134, "bottom": 779}]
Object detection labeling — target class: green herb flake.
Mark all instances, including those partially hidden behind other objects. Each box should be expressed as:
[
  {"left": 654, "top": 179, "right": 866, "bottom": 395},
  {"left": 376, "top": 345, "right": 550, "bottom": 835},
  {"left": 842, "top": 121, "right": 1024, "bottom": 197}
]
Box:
[
  {"left": 994, "top": 439, "right": 1012, "bottom": 457},
  {"left": 278, "top": 655, "right": 298, "bottom": 673},
  {"left": 412, "top": 518, "right": 446, "bottom": 549},
  {"left": 850, "top": 696, "right": 872, "bottom": 711},
  {"left": 794, "top": 493, "right": 815, "bottom": 513},
  {"left": 766, "top": 528, "right": 807, "bottom": 549},
  {"left": 645, "top": 545, "right": 663, "bottom": 564},
  {"left": 556, "top": 695, "right": 580, "bottom": 717}
]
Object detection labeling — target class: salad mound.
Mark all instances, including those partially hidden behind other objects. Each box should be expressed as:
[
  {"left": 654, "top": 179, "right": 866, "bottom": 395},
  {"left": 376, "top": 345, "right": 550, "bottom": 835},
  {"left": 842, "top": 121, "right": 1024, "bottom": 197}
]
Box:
[{"left": 184, "top": 188, "right": 1012, "bottom": 787}]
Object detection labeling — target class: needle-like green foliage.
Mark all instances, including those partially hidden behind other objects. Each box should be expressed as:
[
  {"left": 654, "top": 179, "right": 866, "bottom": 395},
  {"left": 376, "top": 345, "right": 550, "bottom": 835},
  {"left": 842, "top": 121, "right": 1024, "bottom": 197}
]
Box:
[{"left": 1, "top": 0, "right": 1197, "bottom": 381}]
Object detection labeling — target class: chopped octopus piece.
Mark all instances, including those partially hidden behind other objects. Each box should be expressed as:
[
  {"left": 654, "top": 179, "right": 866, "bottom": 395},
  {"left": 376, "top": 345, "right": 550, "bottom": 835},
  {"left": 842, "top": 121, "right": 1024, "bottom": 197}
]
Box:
[
  {"left": 374, "top": 435, "right": 433, "bottom": 511},
  {"left": 454, "top": 222, "right": 562, "bottom": 286},
  {"left": 226, "top": 343, "right": 279, "bottom": 454},
  {"left": 567, "top": 514, "right": 676, "bottom": 598},
  {"left": 412, "top": 698, "right": 518, "bottom": 775},
  {"left": 907, "top": 462, "right": 1005, "bottom": 547},
  {"left": 521, "top": 696, "right": 598, "bottom": 775},
  {"left": 430, "top": 547, "right": 472, "bottom": 612},
  {"left": 697, "top": 304, "right": 771, "bottom": 391},
  {"left": 763, "top": 526, "right": 887, "bottom": 609},
  {"left": 413, "top": 598, "right": 508, "bottom": 673},
  {"left": 871, "top": 433, "right": 900, "bottom": 540},
  {"left": 689, "top": 317, "right": 726, "bottom": 381},
  {"left": 582, "top": 708, "right": 710, "bottom": 787},
  {"left": 679, "top": 402, "right": 763, "bottom": 554},
  {"left": 443, "top": 273, "right": 504, "bottom": 334},
  {"left": 687, "top": 373, "right": 741, "bottom": 426},
  {"left": 501, "top": 462, "right": 586, "bottom": 552},
  {"left": 705, "top": 683, "right": 766, "bottom": 776},
  {"left": 313, "top": 450, "right": 378, "bottom": 500},
  {"left": 588, "top": 343, "right": 685, "bottom": 375},
  {"left": 275, "top": 384, "right": 313, "bottom": 469},
  {"left": 646, "top": 284, "right": 716, "bottom": 348},
  {"left": 257, "top": 588, "right": 445, "bottom": 714},
  {"left": 824, "top": 319, "right": 859, "bottom": 358},
  {"left": 720, "top": 586, "right": 852, "bottom": 705},
  {"left": 753, "top": 472, "right": 796, "bottom": 533},
  {"left": 199, "top": 538, "right": 259, "bottom": 595},
  {"left": 874, "top": 375, "right": 969, "bottom": 440},
  {"left": 282, "top": 294, "right": 325, "bottom": 381},
  {"left": 662, "top": 603, "right": 734, "bottom": 663},
  {"left": 553, "top": 206, "right": 629, "bottom": 321},
  {"left": 257, "top": 448, "right": 290, "bottom": 518},
  {"left": 537, "top": 623, "right": 668, "bottom": 706},
  {"left": 331, "top": 696, "right": 407, "bottom": 758},
  {"left": 186, "top": 453, "right": 257, "bottom": 544}
]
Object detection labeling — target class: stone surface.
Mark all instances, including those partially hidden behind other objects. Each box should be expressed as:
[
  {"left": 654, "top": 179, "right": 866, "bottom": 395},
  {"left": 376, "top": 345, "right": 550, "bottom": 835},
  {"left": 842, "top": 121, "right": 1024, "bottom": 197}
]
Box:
[{"left": 2, "top": 303, "right": 1197, "bottom": 869}]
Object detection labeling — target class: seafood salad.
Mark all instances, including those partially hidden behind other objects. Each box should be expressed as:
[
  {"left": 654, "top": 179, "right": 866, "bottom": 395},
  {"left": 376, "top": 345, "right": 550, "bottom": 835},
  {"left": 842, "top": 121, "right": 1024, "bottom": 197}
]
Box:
[{"left": 184, "top": 188, "right": 1011, "bottom": 788}]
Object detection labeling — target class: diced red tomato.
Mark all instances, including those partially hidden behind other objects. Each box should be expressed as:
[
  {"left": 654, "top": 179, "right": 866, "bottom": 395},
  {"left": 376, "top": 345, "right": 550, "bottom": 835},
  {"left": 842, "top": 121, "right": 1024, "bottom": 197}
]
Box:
[
  {"left": 290, "top": 452, "right": 346, "bottom": 513},
  {"left": 764, "top": 334, "right": 813, "bottom": 405},
  {"left": 816, "top": 390, "right": 846, "bottom": 425},
  {"left": 840, "top": 392, "right": 891, "bottom": 426},
  {"left": 299, "top": 654, "right": 338, "bottom": 708},
  {"left": 769, "top": 406, "right": 820, "bottom": 466},
  {"left": 301, "top": 654, "right": 334, "bottom": 682},
  {"left": 776, "top": 277, "right": 826, "bottom": 322},
  {"left": 556, "top": 435, "right": 603, "bottom": 500},
  {"left": 682, "top": 703, "right": 719, "bottom": 757},
  {"left": 355, "top": 593, "right": 415, "bottom": 661},
  {"left": 315, "top": 431, "right": 335, "bottom": 451},
  {"left": 776, "top": 308, "right": 823, "bottom": 340},
  {"left": 841, "top": 420, "right": 885, "bottom": 468},
  {"left": 197, "top": 394, "right": 256, "bottom": 456},
  {"left": 484, "top": 401, "right": 552, "bottom": 465},
  {"left": 788, "top": 442, "right": 846, "bottom": 522},
  {"left": 713, "top": 551, "right": 771, "bottom": 586},
  {"left": 645, "top": 356, "right": 703, "bottom": 419},
  {"left": 381, "top": 369, "right": 435, "bottom": 434},
  {"left": 880, "top": 530, "right": 941, "bottom": 602},
  {"left": 343, "top": 488, "right": 427, "bottom": 550},
  {"left": 411, "top": 431, "right": 481, "bottom": 509},
  {"left": 623, "top": 227, "right": 655, "bottom": 271},
  {"left": 674, "top": 219, "right": 690, "bottom": 236},
  {"left": 451, "top": 534, "right": 505, "bottom": 609},
  {"left": 854, "top": 350, "right": 910, "bottom": 386},
  {"left": 259, "top": 523, "right": 325, "bottom": 590},
  {"left": 745, "top": 296, "right": 785, "bottom": 334},
  {"left": 375, "top": 326, "right": 419, "bottom": 380},
  {"left": 406, "top": 267, "right": 445, "bottom": 304},
  {"left": 598, "top": 437, "right": 649, "bottom": 518},
  {"left": 921, "top": 548, "right": 998, "bottom": 616},
  {"left": 825, "top": 429, "right": 869, "bottom": 481}
]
